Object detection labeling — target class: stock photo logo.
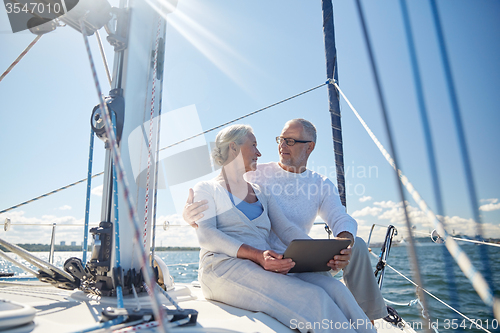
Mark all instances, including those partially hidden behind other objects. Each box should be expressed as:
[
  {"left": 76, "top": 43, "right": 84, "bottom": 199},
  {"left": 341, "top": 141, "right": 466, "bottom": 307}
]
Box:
[{"left": 127, "top": 105, "right": 222, "bottom": 215}]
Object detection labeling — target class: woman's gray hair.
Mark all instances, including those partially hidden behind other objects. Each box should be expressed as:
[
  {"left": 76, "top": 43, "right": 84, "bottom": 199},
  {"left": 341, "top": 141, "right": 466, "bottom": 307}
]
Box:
[
  {"left": 212, "top": 124, "right": 254, "bottom": 166},
  {"left": 286, "top": 118, "right": 317, "bottom": 143}
]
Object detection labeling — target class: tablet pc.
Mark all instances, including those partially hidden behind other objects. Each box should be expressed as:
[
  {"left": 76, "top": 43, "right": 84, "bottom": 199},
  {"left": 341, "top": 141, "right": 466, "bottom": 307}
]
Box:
[{"left": 283, "top": 239, "right": 351, "bottom": 273}]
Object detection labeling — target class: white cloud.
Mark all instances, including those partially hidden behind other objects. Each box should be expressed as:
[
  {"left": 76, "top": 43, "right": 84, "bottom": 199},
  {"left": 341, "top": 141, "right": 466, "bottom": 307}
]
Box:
[
  {"left": 373, "top": 200, "right": 397, "bottom": 208},
  {"left": 351, "top": 206, "right": 382, "bottom": 217},
  {"left": 357, "top": 224, "right": 387, "bottom": 245},
  {"left": 479, "top": 198, "right": 500, "bottom": 212},
  {"left": 59, "top": 205, "right": 72, "bottom": 211},
  {"left": 0, "top": 211, "right": 86, "bottom": 244},
  {"left": 377, "top": 204, "right": 429, "bottom": 226},
  {"left": 91, "top": 185, "right": 103, "bottom": 197},
  {"left": 437, "top": 215, "right": 500, "bottom": 238},
  {"left": 155, "top": 214, "right": 199, "bottom": 247},
  {"left": 359, "top": 196, "right": 372, "bottom": 203},
  {"left": 0, "top": 211, "right": 200, "bottom": 249}
]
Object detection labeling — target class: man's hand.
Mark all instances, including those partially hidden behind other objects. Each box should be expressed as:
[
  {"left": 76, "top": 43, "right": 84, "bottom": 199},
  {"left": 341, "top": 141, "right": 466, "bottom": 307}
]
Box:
[
  {"left": 259, "top": 250, "right": 295, "bottom": 274},
  {"left": 336, "top": 231, "right": 355, "bottom": 245},
  {"left": 182, "top": 188, "right": 208, "bottom": 229},
  {"left": 327, "top": 231, "right": 354, "bottom": 271}
]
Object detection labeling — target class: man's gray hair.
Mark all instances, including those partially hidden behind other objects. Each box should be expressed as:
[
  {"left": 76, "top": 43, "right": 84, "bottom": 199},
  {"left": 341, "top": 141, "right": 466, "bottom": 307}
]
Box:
[
  {"left": 212, "top": 124, "right": 253, "bottom": 166},
  {"left": 286, "top": 118, "right": 317, "bottom": 143}
]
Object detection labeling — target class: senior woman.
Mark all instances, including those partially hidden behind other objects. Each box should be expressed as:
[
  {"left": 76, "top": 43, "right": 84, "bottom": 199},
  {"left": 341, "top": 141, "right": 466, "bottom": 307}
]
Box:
[{"left": 193, "top": 124, "right": 375, "bottom": 333}]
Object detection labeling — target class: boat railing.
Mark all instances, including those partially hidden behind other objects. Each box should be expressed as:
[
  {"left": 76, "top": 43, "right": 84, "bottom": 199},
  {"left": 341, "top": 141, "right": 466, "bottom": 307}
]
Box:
[
  {"left": 368, "top": 248, "right": 493, "bottom": 333},
  {"left": 312, "top": 221, "right": 332, "bottom": 238},
  {"left": 367, "top": 223, "right": 499, "bottom": 333},
  {"left": 1, "top": 218, "right": 206, "bottom": 271},
  {"left": 411, "top": 229, "right": 500, "bottom": 248}
]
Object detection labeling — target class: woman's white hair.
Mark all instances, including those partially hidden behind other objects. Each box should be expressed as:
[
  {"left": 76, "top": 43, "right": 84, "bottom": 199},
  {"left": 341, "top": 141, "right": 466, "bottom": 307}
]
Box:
[{"left": 212, "top": 124, "right": 254, "bottom": 166}]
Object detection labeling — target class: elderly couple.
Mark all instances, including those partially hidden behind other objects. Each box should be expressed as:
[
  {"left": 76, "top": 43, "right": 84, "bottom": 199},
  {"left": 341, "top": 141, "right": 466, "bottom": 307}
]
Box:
[{"left": 182, "top": 119, "right": 386, "bottom": 332}]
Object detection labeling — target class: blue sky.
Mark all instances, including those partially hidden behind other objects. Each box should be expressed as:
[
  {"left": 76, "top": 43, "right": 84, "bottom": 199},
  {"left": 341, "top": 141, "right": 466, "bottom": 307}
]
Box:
[{"left": 0, "top": 0, "right": 499, "bottom": 247}]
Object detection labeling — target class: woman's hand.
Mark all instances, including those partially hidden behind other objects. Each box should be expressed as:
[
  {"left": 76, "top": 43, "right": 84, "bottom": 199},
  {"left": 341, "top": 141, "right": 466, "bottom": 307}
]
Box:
[
  {"left": 258, "top": 250, "right": 295, "bottom": 274},
  {"left": 237, "top": 245, "right": 294, "bottom": 274}
]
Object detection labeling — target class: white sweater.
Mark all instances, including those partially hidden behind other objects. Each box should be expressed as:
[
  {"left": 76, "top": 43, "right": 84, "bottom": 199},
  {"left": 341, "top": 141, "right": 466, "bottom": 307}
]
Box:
[{"left": 245, "top": 162, "right": 357, "bottom": 253}]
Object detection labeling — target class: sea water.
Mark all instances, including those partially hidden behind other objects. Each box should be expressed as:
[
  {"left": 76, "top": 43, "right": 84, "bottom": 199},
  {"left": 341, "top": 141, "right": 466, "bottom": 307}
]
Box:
[
  {"left": 370, "top": 243, "right": 500, "bottom": 333},
  {"left": 1, "top": 243, "right": 499, "bottom": 333}
]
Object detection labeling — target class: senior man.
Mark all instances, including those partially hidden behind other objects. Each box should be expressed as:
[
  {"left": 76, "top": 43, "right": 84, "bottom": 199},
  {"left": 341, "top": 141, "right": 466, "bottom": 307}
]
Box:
[{"left": 184, "top": 118, "right": 387, "bottom": 322}]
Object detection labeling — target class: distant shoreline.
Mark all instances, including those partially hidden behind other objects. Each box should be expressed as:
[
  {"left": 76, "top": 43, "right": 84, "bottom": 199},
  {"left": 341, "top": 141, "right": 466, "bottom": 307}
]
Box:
[{"left": 0, "top": 244, "right": 200, "bottom": 252}]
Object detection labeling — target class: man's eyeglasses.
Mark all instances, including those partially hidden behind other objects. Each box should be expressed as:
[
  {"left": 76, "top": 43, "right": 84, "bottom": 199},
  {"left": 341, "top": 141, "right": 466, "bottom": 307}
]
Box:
[{"left": 276, "top": 137, "right": 312, "bottom": 146}]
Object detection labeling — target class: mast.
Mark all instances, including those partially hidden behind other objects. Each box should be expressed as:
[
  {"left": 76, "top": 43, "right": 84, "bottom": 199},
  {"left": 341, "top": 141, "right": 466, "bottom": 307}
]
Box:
[
  {"left": 321, "top": 0, "right": 346, "bottom": 207},
  {"left": 114, "top": 0, "right": 167, "bottom": 273},
  {"left": 85, "top": 0, "right": 171, "bottom": 295}
]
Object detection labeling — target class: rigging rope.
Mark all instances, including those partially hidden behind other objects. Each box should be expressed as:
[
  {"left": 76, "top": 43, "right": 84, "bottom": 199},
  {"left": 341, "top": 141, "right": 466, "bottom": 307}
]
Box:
[
  {"left": 428, "top": 0, "right": 494, "bottom": 296},
  {"left": 0, "top": 82, "right": 327, "bottom": 216},
  {"left": 0, "top": 173, "right": 103, "bottom": 215},
  {"left": 333, "top": 80, "right": 500, "bottom": 321},
  {"left": 354, "top": 1, "right": 432, "bottom": 329},
  {"left": 82, "top": 130, "right": 95, "bottom": 264},
  {"left": 79, "top": 19, "right": 168, "bottom": 333},
  {"left": 95, "top": 30, "right": 112, "bottom": 86},
  {"left": 158, "top": 81, "right": 328, "bottom": 152},
  {"left": 111, "top": 112, "right": 124, "bottom": 309},
  {"left": 151, "top": 20, "right": 167, "bottom": 266},
  {"left": 143, "top": 16, "right": 162, "bottom": 249},
  {"left": 399, "top": 0, "right": 460, "bottom": 316},
  {"left": 0, "top": 35, "right": 42, "bottom": 83}
]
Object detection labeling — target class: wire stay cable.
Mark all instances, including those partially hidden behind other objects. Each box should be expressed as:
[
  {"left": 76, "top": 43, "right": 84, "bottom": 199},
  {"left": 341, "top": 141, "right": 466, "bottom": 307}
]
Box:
[
  {"left": 0, "top": 82, "right": 327, "bottom": 216},
  {"left": 95, "top": 30, "right": 112, "bottom": 86},
  {"left": 354, "top": 1, "right": 431, "bottom": 329},
  {"left": 0, "top": 35, "right": 42, "bottom": 83},
  {"left": 428, "top": 0, "right": 494, "bottom": 296},
  {"left": 399, "top": 0, "right": 460, "bottom": 316},
  {"left": 333, "top": 81, "right": 500, "bottom": 321},
  {"left": 0, "top": 173, "right": 104, "bottom": 215},
  {"left": 158, "top": 81, "right": 328, "bottom": 152},
  {"left": 412, "top": 230, "right": 500, "bottom": 248}
]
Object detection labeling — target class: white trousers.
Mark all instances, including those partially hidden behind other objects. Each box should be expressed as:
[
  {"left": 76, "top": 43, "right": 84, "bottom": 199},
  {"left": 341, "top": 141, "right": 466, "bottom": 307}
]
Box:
[{"left": 200, "top": 253, "right": 376, "bottom": 333}]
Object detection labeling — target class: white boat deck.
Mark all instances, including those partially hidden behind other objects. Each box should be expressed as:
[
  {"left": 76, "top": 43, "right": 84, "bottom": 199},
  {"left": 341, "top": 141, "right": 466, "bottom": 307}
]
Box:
[{"left": 0, "top": 279, "right": 416, "bottom": 333}]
